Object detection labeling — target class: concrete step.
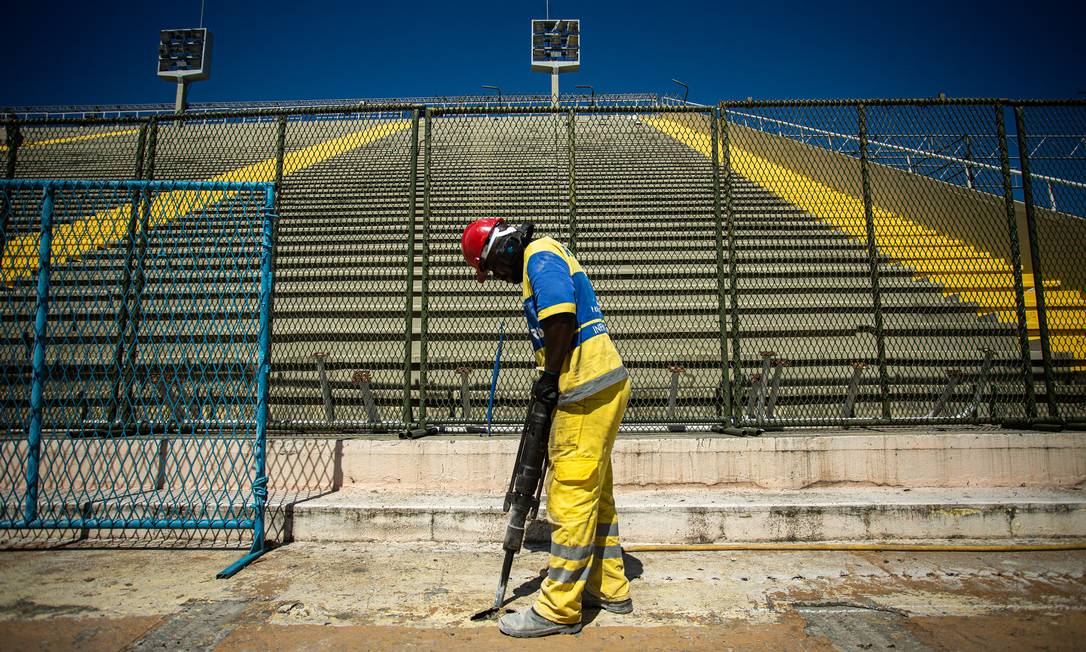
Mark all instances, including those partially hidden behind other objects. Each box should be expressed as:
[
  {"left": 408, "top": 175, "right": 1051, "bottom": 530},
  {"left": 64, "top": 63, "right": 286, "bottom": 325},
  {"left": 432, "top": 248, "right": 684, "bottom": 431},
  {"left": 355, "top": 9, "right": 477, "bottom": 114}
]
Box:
[{"left": 288, "top": 485, "right": 1086, "bottom": 544}]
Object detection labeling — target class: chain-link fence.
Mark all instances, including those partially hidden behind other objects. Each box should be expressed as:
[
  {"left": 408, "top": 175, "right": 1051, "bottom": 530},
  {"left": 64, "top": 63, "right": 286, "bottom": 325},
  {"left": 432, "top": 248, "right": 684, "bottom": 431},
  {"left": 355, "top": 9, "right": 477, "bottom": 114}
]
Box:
[
  {"left": 0, "top": 179, "right": 275, "bottom": 576},
  {"left": 1, "top": 99, "right": 1082, "bottom": 433},
  {"left": 1010, "top": 103, "right": 1086, "bottom": 420}
]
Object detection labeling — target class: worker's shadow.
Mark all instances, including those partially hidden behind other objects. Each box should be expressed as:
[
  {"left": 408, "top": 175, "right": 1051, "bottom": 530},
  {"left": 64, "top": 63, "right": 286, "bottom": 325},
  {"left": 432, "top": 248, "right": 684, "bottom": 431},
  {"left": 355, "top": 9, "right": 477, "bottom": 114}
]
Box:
[{"left": 505, "top": 551, "right": 644, "bottom": 626}]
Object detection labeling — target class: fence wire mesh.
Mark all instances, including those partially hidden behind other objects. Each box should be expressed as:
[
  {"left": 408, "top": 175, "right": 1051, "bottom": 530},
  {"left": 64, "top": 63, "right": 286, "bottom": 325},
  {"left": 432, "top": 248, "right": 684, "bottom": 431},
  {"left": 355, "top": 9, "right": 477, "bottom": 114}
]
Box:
[
  {"left": 2, "top": 100, "right": 1082, "bottom": 433},
  {"left": 722, "top": 105, "right": 884, "bottom": 425},
  {"left": 0, "top": 180, "right": 272, "bottom": 553},
  {"left": 271, "top": 110, "right": 416, "bottom": 430},
  {"left": 1015, "top": 104, "right": 1086, "bottom": 419},
  {"left": 10, "top": 122, "right": 144, "bottom": 181},
  {"left": 865, "top": 104, "right": 1028, "bottom": 423},
  {"left": 425, "top": 109, "right": 572, "bottom": 426},
  {"left": 575, "top": 109, "right": 723, "bottom": 424}
]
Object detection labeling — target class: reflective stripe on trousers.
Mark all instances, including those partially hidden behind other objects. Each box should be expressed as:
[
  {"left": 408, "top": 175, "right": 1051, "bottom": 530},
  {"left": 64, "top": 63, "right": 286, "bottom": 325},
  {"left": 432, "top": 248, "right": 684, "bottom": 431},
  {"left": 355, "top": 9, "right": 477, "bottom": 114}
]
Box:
[{"left": 534, "top": 378, "right": 631, "bottom": 625}]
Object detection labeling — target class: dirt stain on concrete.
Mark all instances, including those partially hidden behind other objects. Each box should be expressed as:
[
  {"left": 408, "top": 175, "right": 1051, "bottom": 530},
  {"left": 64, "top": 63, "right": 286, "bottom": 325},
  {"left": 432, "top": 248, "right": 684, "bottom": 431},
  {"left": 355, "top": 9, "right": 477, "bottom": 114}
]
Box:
[
  {"left": 0, "top": 615, "right": 164, "bottom": 652},
  {"left": 905, "top": 611, "right": 1086, "bottom": 652}
]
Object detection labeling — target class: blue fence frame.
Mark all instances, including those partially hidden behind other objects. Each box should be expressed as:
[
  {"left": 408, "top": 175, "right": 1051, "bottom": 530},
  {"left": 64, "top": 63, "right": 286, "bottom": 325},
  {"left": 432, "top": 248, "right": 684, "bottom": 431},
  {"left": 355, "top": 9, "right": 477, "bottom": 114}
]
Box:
[{"left": 0, "top": 179, "right": 276, "bottom": 578}]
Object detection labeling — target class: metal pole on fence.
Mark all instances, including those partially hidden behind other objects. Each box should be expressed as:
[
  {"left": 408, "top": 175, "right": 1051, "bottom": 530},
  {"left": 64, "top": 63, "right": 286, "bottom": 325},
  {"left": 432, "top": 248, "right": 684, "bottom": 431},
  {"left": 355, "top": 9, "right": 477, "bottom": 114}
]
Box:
[
  {"left": 273, "top": 116, "right": 287, "bottom": 210},
  {"left": 857, "top": 105, "right": 891, "bottom": 419},
  {"left": 1013, "top": 106, "right": 1060, "bottom": 418},
  {"left": 419, "top": 109, "right": 433, "bottom": 426},
  {"left": 721, "top": 106, "right": 741, "bottom": 423},
  {"left": 0, "top": 123, "right": 21, "bottom": 259},
  {"left": 567, "top": 108, "right": 578, "bottom": 254},
  {"left": 143, "top": 118, "right": 159, "bottom": 181},
  {"left": 24, "top": 183, "right": 56, "bottom": 524},
  {"left": 265, "top": 115, "right": 287, "bottom": 425},
  {"left": 995, "top": 105, "right": 1037, "bottom": 420},
  {"left": 710, "top": 108, "right": 733, "bottom": 424},
  {"left": 218, "top": 184, "right": 275, "bottom": 579},
  {"left": 404, "top": 110, "right": 421, "bottom": 426},
  {"left": 106, "top": 123, "right": 149, "bottom": 427}
]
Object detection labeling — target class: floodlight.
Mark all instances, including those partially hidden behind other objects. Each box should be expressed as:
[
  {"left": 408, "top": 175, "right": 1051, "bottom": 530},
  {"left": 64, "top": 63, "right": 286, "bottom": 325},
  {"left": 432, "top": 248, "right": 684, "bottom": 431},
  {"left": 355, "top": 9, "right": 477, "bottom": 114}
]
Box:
[
  {"left": 157, "top": 28, "right": 213, "bottom": 113},
  {"left": 531, "top": 19, "right": 580, "bottom": 106}
]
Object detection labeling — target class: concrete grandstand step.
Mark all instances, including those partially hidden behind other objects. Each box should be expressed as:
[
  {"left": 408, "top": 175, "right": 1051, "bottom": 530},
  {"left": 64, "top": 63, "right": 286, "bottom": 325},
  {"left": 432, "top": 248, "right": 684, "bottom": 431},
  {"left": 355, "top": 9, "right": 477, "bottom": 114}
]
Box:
[{"left": 288, "top": 486, "right": 1086, "bottom": 544}]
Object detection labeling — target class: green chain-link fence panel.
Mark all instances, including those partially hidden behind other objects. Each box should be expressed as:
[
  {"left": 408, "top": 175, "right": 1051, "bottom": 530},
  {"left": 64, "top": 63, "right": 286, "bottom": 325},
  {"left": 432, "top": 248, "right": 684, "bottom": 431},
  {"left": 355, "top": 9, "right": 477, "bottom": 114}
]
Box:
[
  {"left": 1013, "top": 103, "right": 1086, "bottom": 420},
  {"left": 10, "top": 121, "right": 145, "bottom": 181},
  {"left": 271, "top": 109, "right": 417, "bottom": 430},
  {"left": 719, "top": 104, "right": 885, "bottom": 425},
  {"left": 3, "top": 100, "right": 1081, "bottom": 433},
  {"left": 864, "top": 103, "right": 1029, "bottom": 423},
  {"left": 576, "top": 108, "right": 724, "bottom": 425},
  {"left": 424, "top": 108, "right": 572, "bottom": 428}
]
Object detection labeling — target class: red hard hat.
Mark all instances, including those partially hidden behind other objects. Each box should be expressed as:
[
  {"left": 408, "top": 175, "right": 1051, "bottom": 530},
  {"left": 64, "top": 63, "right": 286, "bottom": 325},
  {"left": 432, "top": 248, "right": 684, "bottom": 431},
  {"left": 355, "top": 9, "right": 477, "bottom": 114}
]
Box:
[{"left": 461, "top": 218, "right": 504, "bottom": 282}]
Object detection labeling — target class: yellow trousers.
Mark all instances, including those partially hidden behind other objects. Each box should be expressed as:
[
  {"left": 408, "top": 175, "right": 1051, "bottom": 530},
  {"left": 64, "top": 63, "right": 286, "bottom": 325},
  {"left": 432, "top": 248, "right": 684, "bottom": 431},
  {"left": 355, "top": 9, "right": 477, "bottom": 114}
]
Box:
[{"left": 534, "top": 378, "right": 631, "bottom": 624}]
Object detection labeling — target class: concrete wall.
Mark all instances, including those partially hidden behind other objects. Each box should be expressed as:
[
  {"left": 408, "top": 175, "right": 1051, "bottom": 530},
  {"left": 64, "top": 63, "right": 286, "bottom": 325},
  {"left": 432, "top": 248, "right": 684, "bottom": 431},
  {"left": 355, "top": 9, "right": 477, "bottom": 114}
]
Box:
[{"left": 331, "top": 432, "right": 1086, "bottom": 492}]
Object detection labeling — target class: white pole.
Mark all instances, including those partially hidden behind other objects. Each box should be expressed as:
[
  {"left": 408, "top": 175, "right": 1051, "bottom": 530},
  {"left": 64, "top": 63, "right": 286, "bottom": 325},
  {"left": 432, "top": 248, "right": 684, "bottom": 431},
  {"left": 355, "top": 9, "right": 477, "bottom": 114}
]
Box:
[
  {"left": 551, "top": 70, "right": 559, "bottom": 107},
  {"left": 175, "top": 80, "right": 188, "bottom": 113}
]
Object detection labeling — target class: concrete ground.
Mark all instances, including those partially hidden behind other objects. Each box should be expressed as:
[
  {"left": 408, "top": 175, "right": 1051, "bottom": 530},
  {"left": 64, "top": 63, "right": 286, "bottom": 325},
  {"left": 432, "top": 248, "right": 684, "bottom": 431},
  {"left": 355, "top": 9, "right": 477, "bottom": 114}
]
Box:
[{"left": 0, "top": 542, "right": 1084, "bottom": 651}]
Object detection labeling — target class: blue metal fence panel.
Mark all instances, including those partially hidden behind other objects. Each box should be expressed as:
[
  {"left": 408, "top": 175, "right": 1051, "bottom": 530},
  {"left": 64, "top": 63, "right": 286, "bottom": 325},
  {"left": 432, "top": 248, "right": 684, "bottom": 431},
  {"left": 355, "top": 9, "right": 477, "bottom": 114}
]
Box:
[{"left": 0, "top": 179, "right": 275, "bottom": 577}]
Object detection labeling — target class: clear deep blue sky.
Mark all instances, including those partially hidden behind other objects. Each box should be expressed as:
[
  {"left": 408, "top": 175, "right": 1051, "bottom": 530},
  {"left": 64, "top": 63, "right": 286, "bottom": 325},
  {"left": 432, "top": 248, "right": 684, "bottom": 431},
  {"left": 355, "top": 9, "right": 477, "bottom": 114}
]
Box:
[{"left": 4, "top": 0, "right": 1084, "bottom": 107}]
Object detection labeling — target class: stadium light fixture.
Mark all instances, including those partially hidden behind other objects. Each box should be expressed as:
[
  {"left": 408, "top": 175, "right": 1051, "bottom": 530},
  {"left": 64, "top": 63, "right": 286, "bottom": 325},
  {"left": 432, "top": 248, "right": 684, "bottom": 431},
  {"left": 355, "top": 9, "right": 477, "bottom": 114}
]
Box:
[
  {"left": 576, "top": 85, "right": 595, "bottom": 107},
  {"left": 671, "top": 79, "right": 689, "bottom": 104},
  {"left": 481, "top": 85, "right": 503, "bottom": 106},
  {"left": 157, "top": 28, "right": 213, "bottom": 113},
  {"left": 531, "top": 19, "right": 580, "bottom": 107}
]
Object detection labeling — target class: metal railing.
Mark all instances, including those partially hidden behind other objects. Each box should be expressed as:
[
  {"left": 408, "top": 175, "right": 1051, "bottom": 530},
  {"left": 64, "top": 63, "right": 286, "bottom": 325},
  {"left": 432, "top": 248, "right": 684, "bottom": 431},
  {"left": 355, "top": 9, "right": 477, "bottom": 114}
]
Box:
[{"left": 0, "top": 98, "right": 1082, "bottom": 436}]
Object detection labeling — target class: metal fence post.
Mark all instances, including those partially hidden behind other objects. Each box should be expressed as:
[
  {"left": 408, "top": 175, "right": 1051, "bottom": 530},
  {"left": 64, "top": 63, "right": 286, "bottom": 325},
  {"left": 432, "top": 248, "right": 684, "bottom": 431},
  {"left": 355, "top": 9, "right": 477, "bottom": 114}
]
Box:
[
  {"left": 857, "top": 104, "right": 891, "bottom": 419},
  {"left": 721, "top": 105, "right": 741, "bottom": 423},
  {"left": 273, "top": 115, "right": 287, "bottom": 211},
  {"left": 995, "top": 105, "right": 1036, "bottom": 419},
  {"left": 567, "top": 108, "right": 578, "bottom": 254},
  {"left": 1013, "top": 106, "right": 1060, "bottom": 419},
  {"left": 419, "top": 109, "right": 433, "bottom": 425},
  {"left": 24, "top": 183, "right": 56, "bottom": 524},
  {"left": 218, "top": 183, "right": 275, "bottom": 578},
  {"left": 143, "top": 118, "right": 159, "bottom": 181},
  {"left": 0, "top": 122, "right": 21, "bottom": 259},
  {"left": 404, "top": 109, "right": 421, "bottom": 426},
  {"left": 710, "top": 108, "right": 733, "bottom": 423}
]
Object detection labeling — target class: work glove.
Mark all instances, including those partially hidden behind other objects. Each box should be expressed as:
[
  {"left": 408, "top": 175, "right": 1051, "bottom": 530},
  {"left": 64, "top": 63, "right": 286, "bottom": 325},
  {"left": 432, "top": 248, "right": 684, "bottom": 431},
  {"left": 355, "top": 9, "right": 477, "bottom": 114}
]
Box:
[{"left": 531, "top": 370, "right": 560, "bottom": 413}]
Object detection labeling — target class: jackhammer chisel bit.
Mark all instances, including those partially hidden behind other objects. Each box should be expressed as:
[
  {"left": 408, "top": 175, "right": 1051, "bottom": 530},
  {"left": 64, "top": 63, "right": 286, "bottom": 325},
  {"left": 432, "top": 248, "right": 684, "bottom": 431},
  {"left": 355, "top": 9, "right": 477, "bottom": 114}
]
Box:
[{"left": 471, "top": 396, "right": 552, "bottom": 621}]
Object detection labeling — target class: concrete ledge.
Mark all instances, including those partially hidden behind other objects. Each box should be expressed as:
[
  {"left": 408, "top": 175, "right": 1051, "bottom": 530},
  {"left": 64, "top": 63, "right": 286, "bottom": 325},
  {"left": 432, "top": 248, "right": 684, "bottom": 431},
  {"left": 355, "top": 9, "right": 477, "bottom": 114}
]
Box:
[
  {"left": 288, "top": 486, "right": 1086, "bottom": 544},
  {"left": 335, "top": 430, "right": 1086, "bottom": 492}
]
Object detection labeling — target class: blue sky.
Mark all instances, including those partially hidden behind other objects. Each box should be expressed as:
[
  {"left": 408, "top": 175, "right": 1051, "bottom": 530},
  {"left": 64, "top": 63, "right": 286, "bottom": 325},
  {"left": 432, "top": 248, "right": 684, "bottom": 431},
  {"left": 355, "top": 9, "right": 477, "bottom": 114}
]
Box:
[{"left": 4, "top": 0, "right": 1084, "bottom": 107}]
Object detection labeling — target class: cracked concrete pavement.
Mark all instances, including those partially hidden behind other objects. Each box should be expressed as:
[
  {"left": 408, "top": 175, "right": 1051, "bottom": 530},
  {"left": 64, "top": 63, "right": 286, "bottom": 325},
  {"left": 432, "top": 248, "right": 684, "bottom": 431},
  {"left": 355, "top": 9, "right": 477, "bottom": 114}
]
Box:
[{"left": 0, "top": 542, "right": 1083, "bottom": 650}]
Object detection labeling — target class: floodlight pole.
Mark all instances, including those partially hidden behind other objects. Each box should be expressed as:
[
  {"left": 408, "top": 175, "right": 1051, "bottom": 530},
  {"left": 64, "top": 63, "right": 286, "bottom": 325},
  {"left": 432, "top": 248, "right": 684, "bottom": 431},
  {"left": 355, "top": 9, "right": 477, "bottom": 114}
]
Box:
[
  {"left": 174, "top": 80, "right": 189, "bottom": 113},
  {"left": 551, "top": 71, "right": 560, "bottom": 107}
]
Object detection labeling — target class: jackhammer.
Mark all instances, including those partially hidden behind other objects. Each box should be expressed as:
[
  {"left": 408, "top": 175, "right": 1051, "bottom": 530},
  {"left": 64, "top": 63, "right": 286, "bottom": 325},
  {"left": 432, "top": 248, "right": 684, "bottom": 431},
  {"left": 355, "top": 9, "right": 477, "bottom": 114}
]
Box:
[{"left": 470, "top": 395, "right": 552, "bottom": 621}]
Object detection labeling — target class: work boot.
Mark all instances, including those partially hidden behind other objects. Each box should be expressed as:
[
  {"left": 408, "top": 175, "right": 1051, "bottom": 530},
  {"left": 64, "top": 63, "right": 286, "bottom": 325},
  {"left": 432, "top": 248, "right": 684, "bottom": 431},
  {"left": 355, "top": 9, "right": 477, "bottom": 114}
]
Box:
[
  {"left": 498, "top": 608, "right": 582, "bottom": 638},
  {"left": 582, "top": 591, "right": 634, "bottom": 614}
]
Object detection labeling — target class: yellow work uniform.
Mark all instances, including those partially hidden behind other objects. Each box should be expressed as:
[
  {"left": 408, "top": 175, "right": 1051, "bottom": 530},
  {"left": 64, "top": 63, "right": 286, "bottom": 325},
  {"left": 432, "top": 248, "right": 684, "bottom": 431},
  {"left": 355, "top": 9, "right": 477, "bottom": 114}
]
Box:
[{"left": 521, "top": 237, "right": 631, "bottom": 624}]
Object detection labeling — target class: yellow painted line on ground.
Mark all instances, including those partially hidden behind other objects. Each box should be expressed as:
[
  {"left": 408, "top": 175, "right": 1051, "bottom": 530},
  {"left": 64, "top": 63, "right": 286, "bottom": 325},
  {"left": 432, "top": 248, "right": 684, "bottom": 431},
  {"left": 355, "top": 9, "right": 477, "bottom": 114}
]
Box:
[
  {"left": 645, "top": 115, "right": 1086, "bottom": 368},
  {"left": 1, "top": 120, "right": 410, "bottom": 283},
  {"left": 0, "top": 128, "right": 143, "bottom": 152}
]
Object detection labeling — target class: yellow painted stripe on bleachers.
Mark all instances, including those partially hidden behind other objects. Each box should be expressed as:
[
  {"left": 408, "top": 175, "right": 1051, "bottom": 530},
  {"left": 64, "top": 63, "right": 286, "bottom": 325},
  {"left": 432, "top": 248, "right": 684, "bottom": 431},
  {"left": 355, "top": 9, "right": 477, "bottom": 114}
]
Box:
[
  {"left": 1, "top": 120, "right": 410, "bottom": 284},
  {"left": 0, "top": 128, "right": 142, "bottom": 152},
  {"left": 645, "top": 115, "right": 1086, "bottom": 368}
]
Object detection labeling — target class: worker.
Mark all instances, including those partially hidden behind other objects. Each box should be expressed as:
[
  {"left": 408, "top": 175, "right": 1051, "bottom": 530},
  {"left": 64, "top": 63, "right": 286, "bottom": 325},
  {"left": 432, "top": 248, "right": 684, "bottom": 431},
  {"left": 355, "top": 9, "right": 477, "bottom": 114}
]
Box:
[{"left": 461, "top": 218, "right": 633, "bottom": 637}]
